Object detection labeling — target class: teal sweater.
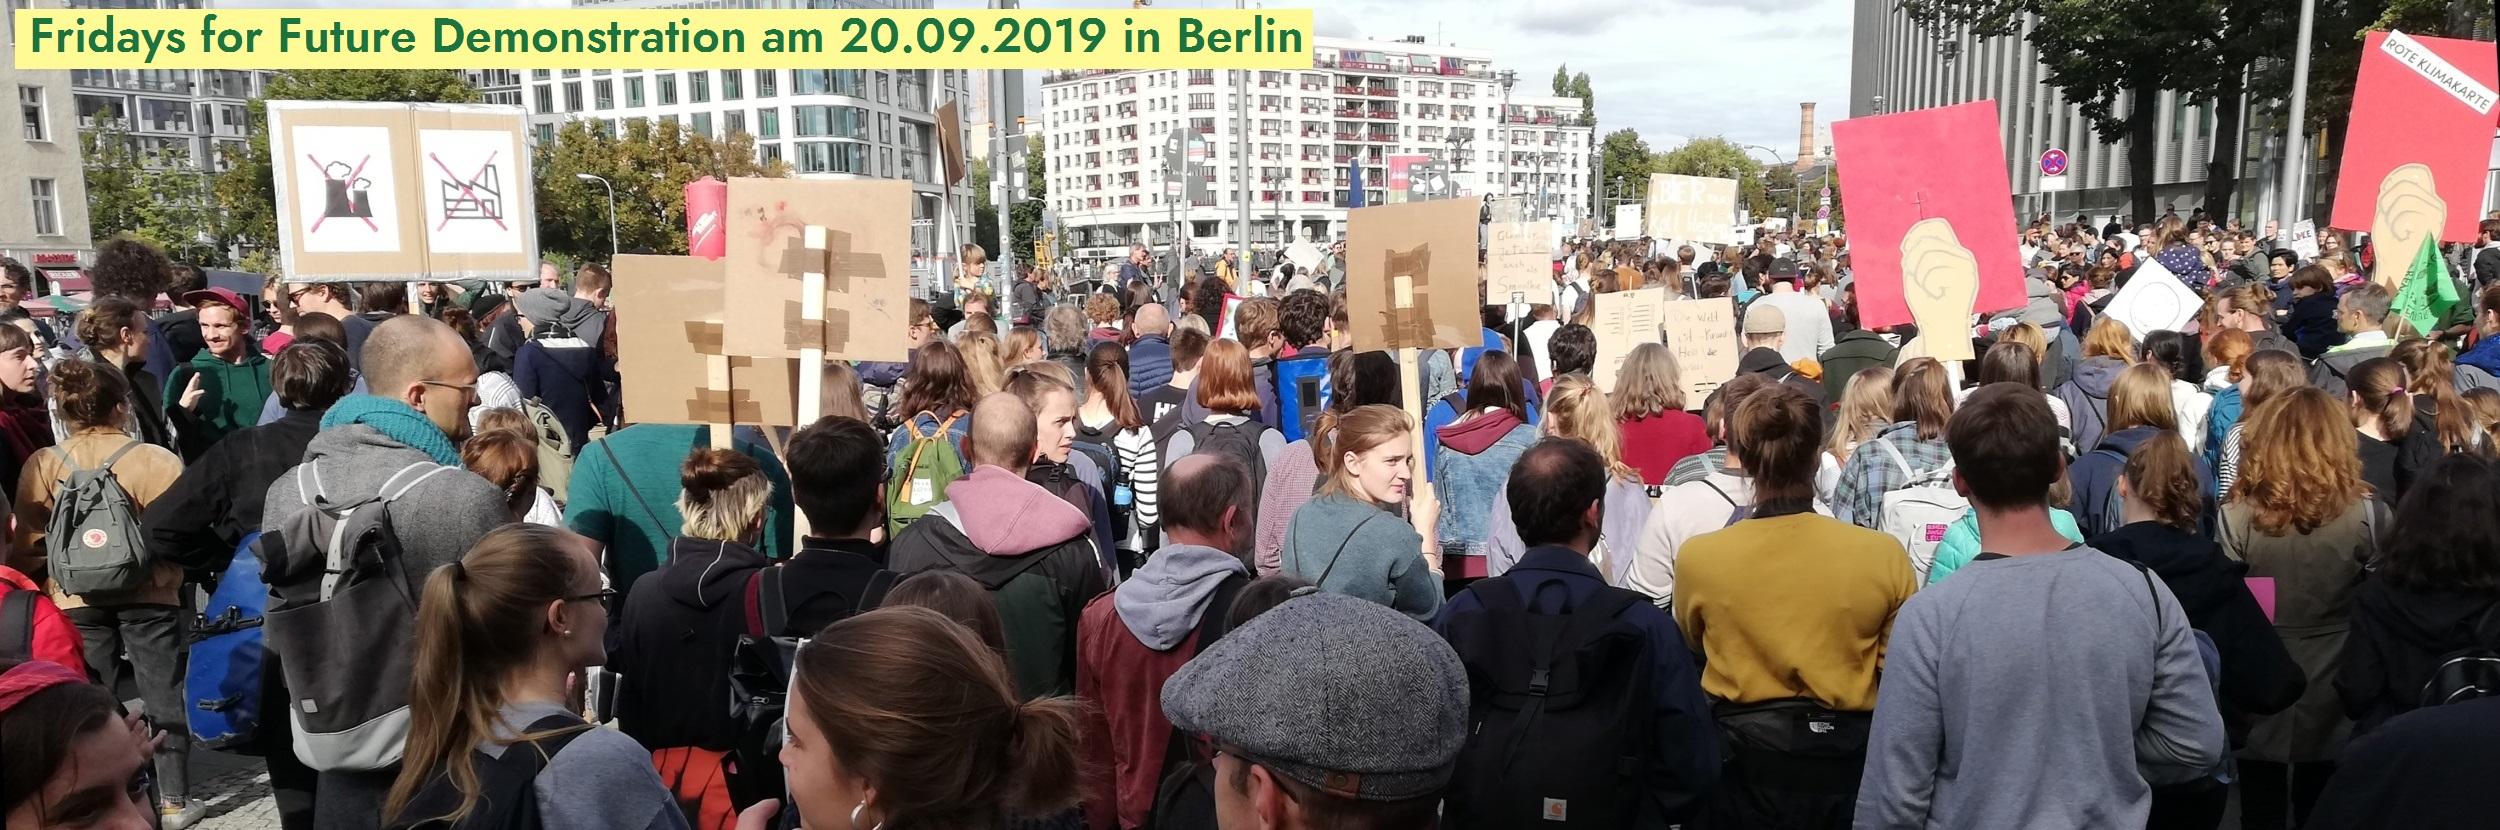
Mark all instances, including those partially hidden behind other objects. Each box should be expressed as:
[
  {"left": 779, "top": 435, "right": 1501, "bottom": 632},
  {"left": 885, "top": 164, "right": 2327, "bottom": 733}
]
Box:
[
  {"left": 566, "top": 424, "right": 793, "bottom": 601},
  {"left": 1926, "top": 508, "right": 2085, "bottom": 587},
  {"left": 1279, "top": 493, "right": 1441, "bottom": 620}
]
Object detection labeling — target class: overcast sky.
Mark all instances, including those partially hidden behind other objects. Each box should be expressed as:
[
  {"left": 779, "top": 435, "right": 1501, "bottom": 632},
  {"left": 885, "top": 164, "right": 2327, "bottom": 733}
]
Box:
[{"left": 214, "top": 0, "right": 1853, "bottom": 158}]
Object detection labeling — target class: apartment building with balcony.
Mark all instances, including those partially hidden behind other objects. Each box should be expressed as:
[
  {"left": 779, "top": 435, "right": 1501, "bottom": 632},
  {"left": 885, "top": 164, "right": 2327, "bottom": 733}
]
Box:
[{"left": 1040, "top": 36, "right": 1592, "bottom": 261}]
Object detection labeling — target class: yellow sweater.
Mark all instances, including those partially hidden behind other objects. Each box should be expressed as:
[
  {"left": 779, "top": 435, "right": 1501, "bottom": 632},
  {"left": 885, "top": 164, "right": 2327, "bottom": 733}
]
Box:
[{"left": 1672, "top": 512, "right": 1917, "bottom": 711}]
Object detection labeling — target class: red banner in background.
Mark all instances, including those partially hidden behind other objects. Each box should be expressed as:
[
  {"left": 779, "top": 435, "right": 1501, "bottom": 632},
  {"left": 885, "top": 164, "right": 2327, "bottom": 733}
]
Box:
[{"left": 684, "top": 175, "right": 726, "bottom": 261}]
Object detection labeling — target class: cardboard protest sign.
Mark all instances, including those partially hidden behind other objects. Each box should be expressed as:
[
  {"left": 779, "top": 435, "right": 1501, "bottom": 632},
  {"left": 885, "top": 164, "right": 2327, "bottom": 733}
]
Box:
[
  {"left": 268, "top": 101, "right": 537, "bottom": 283},
  {"left": 1659, "top": 296, "right": 1740, "bottom": 401},
  {"left": 1613, "top": 204, "right": 1644, "bottom": 240},
  {"left": 2098, "top": 257, "right": 2201, "bottom": 337},
  {"left": 1592, "top": 287, "right": 1667, "bottom": 393},
  {"left": 935, "top": 100, "right": 967, "bottom": 186},
  {"left": 721, "top": 178, "right": 913, "bottom": 363},
  {"left": 1484, "top": 221, "right": 1553, "bottom": 307},
  {"left": 1643, "top": 174, "right": 1739, "bottom": 246},
  {"left": 2287, "top": 220, "right": 2322, "bottom": 260},
  {"left": 612, "top": 255, "right": 799, "bottom": 427},
  {"left": 2332, "top": 30, "right": 2497, "bottom": 286},
  {"left": 1345, "top": 199, "right": 1483, "bottom": 352},
  {"left": 1831, "top": 100, "right": 2024, "bottom": 333}
]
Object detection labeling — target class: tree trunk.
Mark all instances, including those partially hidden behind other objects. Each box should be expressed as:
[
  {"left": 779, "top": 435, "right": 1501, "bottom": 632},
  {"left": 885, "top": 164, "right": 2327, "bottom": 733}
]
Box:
[
  {"left": 2315, "top": 112, "right": 2351, "bottom": 228},
  {"left": 2127, "top": 87, "right": 2160, "bottom": 220},
  {"left": 2202, "top": 73, "right": 2246, "bottom": 220}
]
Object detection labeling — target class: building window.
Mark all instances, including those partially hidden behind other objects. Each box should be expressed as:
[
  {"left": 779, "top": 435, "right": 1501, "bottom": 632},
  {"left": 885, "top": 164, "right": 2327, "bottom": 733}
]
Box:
[
  {"left": 593, "top": 79, "right": 613, "bottom": 110},
  {"left": 722, "top": 70, "right": 743, "bottom": 101},
  {"left": 536, "top": 123, "right": 555, "bottom": 145},
  {"left": 757, "top": 107, "right": 780, "bottom": 139},
  {"left": 725, "top": 110, "right": 745, "bottom": 137},
  {"left": 18, "top": 86, "right": 45, "bottom": 142},
  {"left": 658, "top": 74, "right": 678, "bottom": 106},
  {"left": 877, "top": 112, "right": 890, "bottom": 143},
  {"left": 796, "top": 141, "right": 868, "bottom": 174},
  {"left": 756, "top": 70, "right": 777, "bottom": 98},
  {"left": 626, "top": 76, "right": 645, "bottom": 108},
  {"left": 692, "top": 112, "right": 712, "bottom": 138},
  {"left": 532, "top": 69, "right": 550, "bottom": 81},
  {"left": 875, "top": 72, "right": 889, "bottom": 103},
  {"left": 794, "top": 105, "right": 867, "bottom": 139},
  {"left": 533, "top": 85, "right": 553, "bottom": 114},
  {"left": 29, "top": 178, "right": 58, "bottom": 236},
  {"left": 563, "top": 82, "right": 582, "bottom": 112},
  {"left": 690, "top": 71, "right": 711, "bottom": 104},
  {"left": 759, "top": 142, "right": 783, "bottom": 165}
]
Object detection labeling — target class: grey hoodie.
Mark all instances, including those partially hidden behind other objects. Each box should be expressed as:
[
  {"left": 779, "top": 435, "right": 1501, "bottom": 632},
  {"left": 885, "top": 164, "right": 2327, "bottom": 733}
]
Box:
[
  {"left": 1114, "top": 544, "right": 1250, "bottom": 651},
  {"left": 261, "top": 424, "right": 515, "bottom": 585}
]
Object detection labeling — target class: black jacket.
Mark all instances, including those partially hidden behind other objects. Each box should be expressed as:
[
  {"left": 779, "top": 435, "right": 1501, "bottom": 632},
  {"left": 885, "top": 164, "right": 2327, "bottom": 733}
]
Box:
[
  {"left": 779, "top": 536, "right": 891, "bottom": 638},
  {"left": 610, "top": 537, "right": 769, "bottom": 752},
  {"left": 2336, "top": 577, "right": 2500, "bottom": 735},
  {"left": 142, "top": 408, "right": 324, "bottom": 579},
  {"left": 2311, "top": 696, "right": 2500, "bottom": 829},
  {"left": 1816, "top": 330, "right": 1897, "bottom": 405},
  {"left": 1737, "top": 346, "right": 1827, "bottom": 412},
  {"left": 2092, "top": 521, "right": 2305, "bottom": 746}
]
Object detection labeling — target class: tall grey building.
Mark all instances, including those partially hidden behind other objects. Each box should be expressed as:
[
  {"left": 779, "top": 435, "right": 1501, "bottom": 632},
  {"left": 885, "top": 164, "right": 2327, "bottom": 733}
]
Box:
[{"left": 1849, "top": 0, "right": 2293, "bottom": 226}]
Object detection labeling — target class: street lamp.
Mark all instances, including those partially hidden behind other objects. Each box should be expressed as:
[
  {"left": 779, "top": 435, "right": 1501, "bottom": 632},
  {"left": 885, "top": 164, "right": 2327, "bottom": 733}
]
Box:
[{"left": 575, "top": 173, "right": 618, "bottom": 261}]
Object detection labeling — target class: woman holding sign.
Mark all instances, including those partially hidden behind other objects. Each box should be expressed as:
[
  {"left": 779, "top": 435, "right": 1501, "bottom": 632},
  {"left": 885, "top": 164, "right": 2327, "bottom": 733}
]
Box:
[{"left": 1280, "top": 404, "right": 1440, "bottom": 621}]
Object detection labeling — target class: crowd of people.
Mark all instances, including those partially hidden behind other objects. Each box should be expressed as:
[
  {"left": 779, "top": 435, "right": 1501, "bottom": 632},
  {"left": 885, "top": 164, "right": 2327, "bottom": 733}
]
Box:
[{"left": 8, "top": 210, "right": 2500, "bottom": 830}]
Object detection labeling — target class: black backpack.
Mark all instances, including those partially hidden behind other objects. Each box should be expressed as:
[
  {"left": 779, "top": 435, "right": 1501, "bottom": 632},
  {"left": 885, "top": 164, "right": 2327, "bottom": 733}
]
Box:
[
  {"left": 1182, "top": 419, "right": 1271, "bottom": 507},
  {"left": 2419, "top": 605, "right": 2500, "bottom": 709},
  {"left": 383, "top": 713, "right": 592, "bottom": 830},
  {"left": 1143, "top": 573, "right": 1250, "bottom": 830},
  {"left": 725, "top": 563, "right": 897, "bottom": 806},
  {"left": 1439, "top": 577, "right": 1659, "bottom": 828}
]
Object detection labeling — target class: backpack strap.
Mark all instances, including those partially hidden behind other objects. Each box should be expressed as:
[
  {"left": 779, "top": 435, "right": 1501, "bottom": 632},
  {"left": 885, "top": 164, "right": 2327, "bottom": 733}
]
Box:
[
  {"left": 858, "top": 570, "right": 898, "bottom": 613},
  {"left": 0, "top": 589, "right": 35, "bottom": 662},
  {"left": 741, "top": 567, "right": 768, "bottom": 639},
  {"left": 377, "top": 463, "right": 452, "bottom": 504},
  {"left": 94, "top": 439, "right": 144, "bottom": 475},
  {"left": 595, "top": 437, "right": 672, "bottom": 536},
  {"left": 1311, "top": 511, "right": 1383, "bottom": 588},
  {"left": 760, "top": 563, "right": 789, "bottom": 640},
  {"left": 1700, "top": 478, "right": 1748, "bottom": 527}
]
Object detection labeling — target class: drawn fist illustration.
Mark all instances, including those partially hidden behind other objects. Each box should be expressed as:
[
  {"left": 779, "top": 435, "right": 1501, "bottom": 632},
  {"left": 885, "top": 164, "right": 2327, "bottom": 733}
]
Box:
[
  {"left": 1900, "top": 217, "right": 1980, "bottom": 361},
  {"left": 2370, "top": 163, "right": 2446, "bottom": 291}
]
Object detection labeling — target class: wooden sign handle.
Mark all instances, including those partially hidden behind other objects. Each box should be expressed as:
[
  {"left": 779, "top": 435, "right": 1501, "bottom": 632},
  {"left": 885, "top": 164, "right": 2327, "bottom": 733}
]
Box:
[
  {"left": 1397, "top": 346, "right": 1439, "bottom": 575},
  {"left": 791, "top": 225, "right": 830, "bottom": 542},
  {"left": 706, "top": 353, "right": 733, "bottom": 450}
]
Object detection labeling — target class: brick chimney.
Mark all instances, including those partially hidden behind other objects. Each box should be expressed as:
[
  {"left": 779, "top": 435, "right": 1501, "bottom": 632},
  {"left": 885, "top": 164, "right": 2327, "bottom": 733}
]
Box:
[{"left": 1797, "top": 103, "right": 1816, "bottom": 172}]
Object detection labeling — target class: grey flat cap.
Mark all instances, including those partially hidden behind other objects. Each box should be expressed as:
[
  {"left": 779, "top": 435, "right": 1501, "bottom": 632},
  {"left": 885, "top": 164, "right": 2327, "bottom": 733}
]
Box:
[{"left": 1160, "top": 589, "right": 1469, "bottom": 801}]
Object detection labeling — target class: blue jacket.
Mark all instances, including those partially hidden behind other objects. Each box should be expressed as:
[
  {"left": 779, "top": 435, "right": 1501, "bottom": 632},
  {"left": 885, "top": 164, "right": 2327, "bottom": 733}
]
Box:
[
  {"left": 1434, "top": 546, "right": 1719, "bottom": 826},
  {"left": 1127, "top": 334, "right": 1173, "bottom": 398},
  {"left": 2458, "top": 334, "right": 2500, "bottom": 381},
  {"left": 2071, "top": 426, "right": 2214, "bottom": 537},
  {"left": 2204, "top": 387, "right": 2243, "bottom": 476},
  {"left": 512, "top": 338, "right": 617, "bottom": 454},
  {"left": 1431, "top": 415, "right": 1536, "bottom": 552}
]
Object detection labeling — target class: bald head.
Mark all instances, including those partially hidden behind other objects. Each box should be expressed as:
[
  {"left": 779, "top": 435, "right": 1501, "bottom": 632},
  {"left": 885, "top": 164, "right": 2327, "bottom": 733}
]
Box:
[
  {"left": 1133, "top": 302, "right": 1171, "bottom": 337},
  {"left": 968, "top": 392, "right": 1038, "bottom": 472},
  {"left": 363, "top": 313, "right": 467, "bottom": 394}
]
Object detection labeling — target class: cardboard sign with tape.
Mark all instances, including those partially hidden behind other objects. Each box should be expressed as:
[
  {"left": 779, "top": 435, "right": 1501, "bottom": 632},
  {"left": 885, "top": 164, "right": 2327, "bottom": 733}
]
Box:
[
  {"left": 613, "top": 255, "right": 799, "bottom": 427},
  {"left": 1345, "top": 199, "right": 1483, "bottom": 352},
  {"left": 722, "top": 177, "right": 914, "bottom": 363}
]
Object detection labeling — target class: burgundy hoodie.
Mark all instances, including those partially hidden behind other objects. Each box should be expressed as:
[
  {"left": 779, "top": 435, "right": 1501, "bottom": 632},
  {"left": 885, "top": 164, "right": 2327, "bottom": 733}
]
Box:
[{"left": 1437, "top": 408, "right": 1527, "bottom": 455}]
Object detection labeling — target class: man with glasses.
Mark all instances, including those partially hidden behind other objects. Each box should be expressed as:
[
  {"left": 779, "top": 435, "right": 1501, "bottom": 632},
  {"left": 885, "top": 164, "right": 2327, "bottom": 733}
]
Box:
[{"left": 257, "top": 313, "right": 513, "bottom": 829}]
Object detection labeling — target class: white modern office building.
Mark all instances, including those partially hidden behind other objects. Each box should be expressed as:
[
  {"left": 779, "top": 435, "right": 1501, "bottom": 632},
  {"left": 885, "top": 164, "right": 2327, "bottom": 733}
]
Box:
[
  {"left": 1848, "top": 0, "right": 2299, "bottom": 226},
  {"left": 474, "top": 0, "right": 976, "bottom": 264},
  {"left": 2, "top": 0, "right": 94, "bottom": 283},
  {"left": 1039, "top": 35, "right": 1593, "bottom": 261}
]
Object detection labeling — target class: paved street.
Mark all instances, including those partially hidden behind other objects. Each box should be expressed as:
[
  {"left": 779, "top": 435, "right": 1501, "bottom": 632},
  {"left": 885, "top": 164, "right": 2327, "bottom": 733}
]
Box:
[{"left": 189, "top": 750, "right": 276, "bottom": 829}]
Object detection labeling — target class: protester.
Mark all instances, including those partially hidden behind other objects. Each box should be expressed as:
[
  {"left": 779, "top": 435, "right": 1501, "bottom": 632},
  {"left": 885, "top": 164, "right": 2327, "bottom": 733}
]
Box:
[
  {"left": 1856, "top": 385, "right": 2226, "bottom": 829},
  {"left": 2141, "top": 330, "right": 2214, "bottom": 455},
  {"left": 1044, "top": 304, "right": 1092, "bottom": 402},
  {"left": 2307, "top": 696, "right": 2500, "bottom": 828},
  {"left": 1429, "top": 350, "right": 1536, "bottom": 575},
  {"left": 511, "top": 287, "right": 618, "bottom": 453},
  {"left": 2224, "top": 386, "right": 2378, "bottom": 830},
  {"left": 608, "top": 448, "right": 775, "bottom": 829},
  {"left": 769, "top": 416, "right": 894, "bottom": 636},
  {"left": 1611, "top": 343, "right": 1710, "bottom": 485},
  {"left": 8, "top": 358, "right": 192, "bottom": 827},
  {"left": 1078, "top": 342, "right": 1162, "bottom": 555},
  {"left": 739, "top": 606, "right": 1084, "bottom": 830},
  {"left": 1076, "top": 454, "right": 1255, "bottom": 829},
  {"left": 2214, "top": 281, "right": 2300, "bottom": 356},
  {"left": 2212, "top": 348, "right": 2307, "bottom": 498},
  {"left": 2392, "top": 338, "right": 2480, "bottom": 456},
  {"left": 0, "top": 658, "right": 157, "bottom": 828},
  {"left": 1139, "top": 325, "right": 1207, "bottom": 442},
  {"left": 1161, "top": 339, "right": 1286, "bottom": 482},
  {"left": 2071, "top": 362, "right": 2213, "bottom": 535},
  {"left": 0, "top": 257, "right": 59, "bottom": 351},
  {"left": 2346, "top": 358, "right": 2416, "bottom": 500},
  {"left": 1734, "top": 304, "right": 1828, "bottom": 410},
  {"left": 1127, "top": 302, "right": 1174, "bottom": 397},
  {"left": 2202, "top": 328, "right": 2254, "bottom": 461},
  {"left": 163, "top": 287, "right": 273, "bottom": 461},
  {"left": 2336, "top": 454, "right": 2500, "bottom": 735},
  {"left": 1006, "top": 361, "right": 1116, "bottom": 562},
  {"left": 1673, "top": 383, "right": 1914, "bottom": 827},
  {"left": 1483, "top": 374, "right": 1652, "bottom": 581},
  {"left": 1816, "top": 294, "right": 1898, "bottom": 403},
  {"left": 72, "top": 297, "right": 175, "bottom": 451},
  {"left": 1819, "top": 366, "right": 1894, "bottom": 504},
  {"left": 1007, "top": 326, "right": 1045, "bottom": 366},
  {"left": 888, "top": 393, "right": 1107, "bottom": 698},
  {"left": 956, "top": 327, "right": 1008, "bottom": 398},
  {"left": 1754, "top": 261, "right": 1836, "bottom": 364},
  {"left": 463, "top": 414, "right": 559, "bottom": 524},
  {"left": 568, "top": 416, "right": 792, "bottom": 604},
  {"left": 1158, "top": 589, "right": 1466, "bottom": 830},
  {"left": 0, "top": 323, "right": 52, "bottom": 501},
  {"left": 2312, "top": 283, "right": 2396, "bottom": 398},
  {"left": 86, "top": 239, "right": 178, "bottom": 383},
  {"left": 383, "top": 525, "right": 683, "bottom": 830},
  {"left": 1542, "top": 323, "right": 1596, "bottom": 395},
  {"left": 2455, "top": 283, "right": 2500, "bottom": 390},
  {"left": 2055, "top": 317, "right": 2134, "bottom": 455},
  {"left": 1279, "top": 404, "right": 1440, "bottom": 620},
  {"left": 256, "top": 314, "right": 514, "bottom": 828},
  {"left": 1256, "top": 350, "right": 1397, "bottom": 574},
  {"left": 2092, "top": 430, "right": 2306, "bottom": 826},
  {"left": 1832, "top": 356, "right": 1956, "bottom": 529}
]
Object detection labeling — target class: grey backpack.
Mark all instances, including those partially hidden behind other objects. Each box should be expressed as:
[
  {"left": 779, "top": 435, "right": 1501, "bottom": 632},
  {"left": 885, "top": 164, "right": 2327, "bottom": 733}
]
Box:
[{"left": 45, "top": 440, "right": 152, "bottom": 596}]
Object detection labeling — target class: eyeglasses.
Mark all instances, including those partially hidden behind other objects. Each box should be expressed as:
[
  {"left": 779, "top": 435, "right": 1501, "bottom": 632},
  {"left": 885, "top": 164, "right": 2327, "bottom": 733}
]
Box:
[
  {"left": 418, "top": 379, "right": 479, "bottom": 404},
  {"left": 566, "top": 588, "right": 618, "bottom": 611}
]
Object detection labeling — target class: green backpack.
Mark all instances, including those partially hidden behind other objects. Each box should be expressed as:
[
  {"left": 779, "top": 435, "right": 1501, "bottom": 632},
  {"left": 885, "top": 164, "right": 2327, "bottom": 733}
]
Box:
[{"left": 886, "top": 414, "right": 966, "bottom": 538}]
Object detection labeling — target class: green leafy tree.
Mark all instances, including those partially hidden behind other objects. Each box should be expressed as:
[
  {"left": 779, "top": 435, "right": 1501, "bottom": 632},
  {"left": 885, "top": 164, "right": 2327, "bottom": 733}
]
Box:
[
  {"left": 216, "top": 70, "right": 480, "bottom": 273},
  {"left": 1570, "top": 72, "right": 1593, "bottom": 120},
  {"left": 1552, "top": 64, "right": 1571, "bottom": 95},
  {"left": 86, "top": 119, "right": 226, "bottom": 266},
  {"left": 970, "top": 157, "right": 998, "bottom": 258},
  {"left": 1597, "top": 128, "right": 1653, "bottom": 200},
  {"left": 1652, "top": 136, "right": 1771, "bottom": 217},
  {"left": 1010, "top": 133, "right": 1048, "bottom": 266},
  {"left": 531, "top": 118, "right": 789, "bottom": 262}
]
